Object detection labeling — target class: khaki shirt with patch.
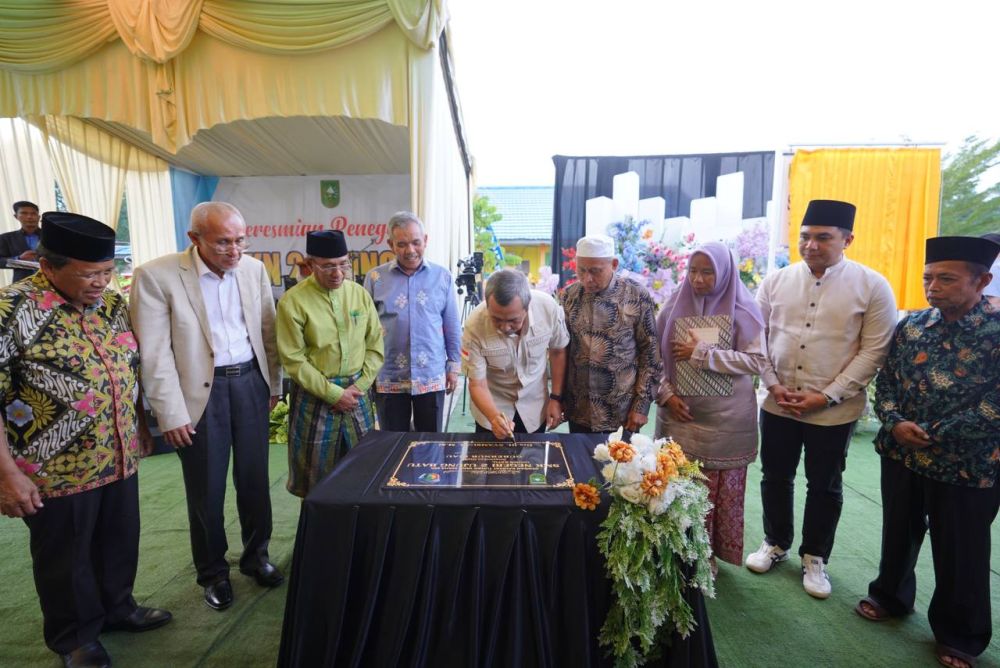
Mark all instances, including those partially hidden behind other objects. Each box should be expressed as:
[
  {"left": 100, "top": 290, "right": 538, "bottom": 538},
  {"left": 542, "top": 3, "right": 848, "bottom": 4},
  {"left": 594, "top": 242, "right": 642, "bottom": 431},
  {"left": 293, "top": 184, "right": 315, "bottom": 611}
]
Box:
[{"left": 461, "top": 290, "right": 570, "bottom": 432}]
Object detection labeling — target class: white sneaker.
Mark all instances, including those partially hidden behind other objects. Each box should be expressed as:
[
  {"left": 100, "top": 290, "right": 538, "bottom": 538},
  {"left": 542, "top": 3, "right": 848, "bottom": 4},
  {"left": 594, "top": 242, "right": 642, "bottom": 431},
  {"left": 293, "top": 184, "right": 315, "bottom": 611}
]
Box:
[
  {"left": 802, "top": 554, "right": 832, "bottom": 599},
  {"left": 745, "top": 541, "right": 789, "bottom": 573}
]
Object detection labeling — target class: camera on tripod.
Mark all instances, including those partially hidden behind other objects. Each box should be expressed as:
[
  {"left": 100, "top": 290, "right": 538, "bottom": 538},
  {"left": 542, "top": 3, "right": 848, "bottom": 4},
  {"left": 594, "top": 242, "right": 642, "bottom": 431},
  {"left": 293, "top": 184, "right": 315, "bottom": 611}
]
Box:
[{"left": 455, "top": 251, "right": 484, "bottom": 306}]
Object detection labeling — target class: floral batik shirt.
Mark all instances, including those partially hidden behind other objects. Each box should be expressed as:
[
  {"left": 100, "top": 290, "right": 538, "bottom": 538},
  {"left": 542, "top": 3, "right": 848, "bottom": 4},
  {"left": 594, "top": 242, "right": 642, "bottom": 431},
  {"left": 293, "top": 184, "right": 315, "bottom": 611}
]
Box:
[
  {"left": 561, "top": 275, "right": 663, "bottom": 431},
  {"left": 873, "top": 299, "right": 1000, "bottom": 488},
  {"left": 363, "top": 260, "right": 461, "bottom": 395},
  {"left": 0, "top": 273, "right": 142, "bottom": 498}
]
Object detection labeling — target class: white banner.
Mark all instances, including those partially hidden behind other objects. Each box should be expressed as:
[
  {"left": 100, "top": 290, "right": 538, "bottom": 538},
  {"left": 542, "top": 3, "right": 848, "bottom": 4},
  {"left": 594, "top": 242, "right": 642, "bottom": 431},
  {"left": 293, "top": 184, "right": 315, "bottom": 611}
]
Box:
[{"left": 214, "top": 174, "right": 410, "bottom": 287}]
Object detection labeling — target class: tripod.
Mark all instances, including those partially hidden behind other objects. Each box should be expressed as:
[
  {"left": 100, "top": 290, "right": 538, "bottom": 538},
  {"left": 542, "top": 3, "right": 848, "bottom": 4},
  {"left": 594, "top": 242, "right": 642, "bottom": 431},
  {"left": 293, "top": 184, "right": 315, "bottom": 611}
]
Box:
[{"left": 444, "top": 271, "right": 481, "bottom": 431}]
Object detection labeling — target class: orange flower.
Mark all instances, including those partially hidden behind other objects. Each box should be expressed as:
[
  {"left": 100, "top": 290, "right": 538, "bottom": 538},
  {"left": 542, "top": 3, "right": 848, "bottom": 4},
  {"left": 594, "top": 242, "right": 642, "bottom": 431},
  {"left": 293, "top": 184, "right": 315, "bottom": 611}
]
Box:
[
  {"left": 642, "top": 228, "right": 653, "bottom": 240},
  {"left": 573, "top": 483, "right": 601, "bottom": 510},
  {"left": 913, "top": 351, "right": 928, "bottom": 364},
  {"left": 641, "top": 469, "right": 668, "bottom": 497},
  {"left": 657, "top": 456, "right": 678, "bottom": 480},
  {"left": 608, "top": 440, "right": 635, "bottom": 463},
  {"left": 660, "top": 441, "right": 688, "bottom": 468}
]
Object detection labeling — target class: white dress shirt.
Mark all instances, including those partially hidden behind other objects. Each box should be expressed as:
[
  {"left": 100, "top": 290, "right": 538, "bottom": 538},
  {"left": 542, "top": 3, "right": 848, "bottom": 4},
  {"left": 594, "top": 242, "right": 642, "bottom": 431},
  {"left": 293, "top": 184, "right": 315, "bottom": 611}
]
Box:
[
  {"left": 194, "top": 249, "right": 254, "bottom": 366},
  {"left": 757, "top": 258, "right": 897, "bottom": 426}
]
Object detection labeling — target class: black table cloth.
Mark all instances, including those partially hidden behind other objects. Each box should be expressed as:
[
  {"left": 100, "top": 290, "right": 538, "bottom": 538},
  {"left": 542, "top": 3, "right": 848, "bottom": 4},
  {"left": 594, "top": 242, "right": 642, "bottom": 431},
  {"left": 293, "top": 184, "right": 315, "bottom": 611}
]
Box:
[{"left": 277, "top": 432, "right": 717, "bottom": 667}]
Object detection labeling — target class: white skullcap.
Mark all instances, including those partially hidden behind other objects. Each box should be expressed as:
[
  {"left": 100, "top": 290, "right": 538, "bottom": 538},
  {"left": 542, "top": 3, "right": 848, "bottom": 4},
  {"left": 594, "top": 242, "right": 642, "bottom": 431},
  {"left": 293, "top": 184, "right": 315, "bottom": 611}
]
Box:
[{"left": 576, "top": 234, "right": 615, "bottom": 258}]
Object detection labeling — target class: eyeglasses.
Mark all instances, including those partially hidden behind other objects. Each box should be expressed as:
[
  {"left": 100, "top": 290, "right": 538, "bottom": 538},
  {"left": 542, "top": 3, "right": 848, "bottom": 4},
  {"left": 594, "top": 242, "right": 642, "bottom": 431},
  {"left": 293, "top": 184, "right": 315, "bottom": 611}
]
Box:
[
  {"left": 197, "top": 235, "right": 250, "bottom": 253},
  {"left": 313, "top": 262, "right": 353, "bottom": 275}
]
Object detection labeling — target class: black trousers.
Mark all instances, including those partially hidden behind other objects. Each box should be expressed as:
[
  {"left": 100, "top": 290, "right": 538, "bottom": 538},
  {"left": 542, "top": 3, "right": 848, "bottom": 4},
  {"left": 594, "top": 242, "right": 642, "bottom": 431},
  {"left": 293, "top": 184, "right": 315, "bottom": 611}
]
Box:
[
  {"left": 375, "top": 391, "right": 445, "bottom": 432},
  {"left": 474, "top": 411, "right": 546, "bottom": 435},
  {"left": 867, "top": 457, "right": 999, "bottom": 657},
  {"left": 23, "top": 475, "right": 140, "bottom": 654},
  {"left": 758, "top": 410, "right": 855, "bottom": 561},
  {"left": 177, "top": 366, "right": 273, "bottom": 586}
]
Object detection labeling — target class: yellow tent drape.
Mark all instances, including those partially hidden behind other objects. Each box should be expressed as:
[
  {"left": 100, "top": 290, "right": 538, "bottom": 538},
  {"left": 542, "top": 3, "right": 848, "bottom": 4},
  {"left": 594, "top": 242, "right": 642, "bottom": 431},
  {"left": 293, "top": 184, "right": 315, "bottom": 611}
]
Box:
[
  {"left": 0, "top": 0, "right": 444, "bottom": 72},
  {"left": 788, "top": 148, "right": 940, "bottom": 310}
]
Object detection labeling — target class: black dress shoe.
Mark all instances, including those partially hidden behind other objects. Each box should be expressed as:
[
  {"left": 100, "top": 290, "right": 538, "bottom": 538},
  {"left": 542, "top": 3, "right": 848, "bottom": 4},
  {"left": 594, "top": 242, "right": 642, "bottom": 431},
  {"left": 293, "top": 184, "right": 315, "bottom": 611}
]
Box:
[
  {"left": 61, "top": 640, "right": 111, "bottom": 668},
  {"left": 103, "top": 606, "right": 172, "bottom": 633},
  {"left": 240, "top": 561, "right": 284, "bottom": 588},
  {"left": 204, "top": 579, "right": 234, "bottom": 610}
]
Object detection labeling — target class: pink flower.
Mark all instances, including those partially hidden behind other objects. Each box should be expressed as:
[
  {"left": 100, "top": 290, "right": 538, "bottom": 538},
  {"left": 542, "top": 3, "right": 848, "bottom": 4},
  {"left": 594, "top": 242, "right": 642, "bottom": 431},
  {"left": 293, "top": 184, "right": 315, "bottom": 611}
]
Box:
[
  {"left": 34, "top": 291, "right": 64, "bottom": 310},
  {"left": 114, "top": 332, "right": 138, "bottom": 351},
  {"left": 14, "top": 456, "right": 41, "bottom": 476},
  {"left": 71, "top": 390, "right": 99, "bottom": 417}
]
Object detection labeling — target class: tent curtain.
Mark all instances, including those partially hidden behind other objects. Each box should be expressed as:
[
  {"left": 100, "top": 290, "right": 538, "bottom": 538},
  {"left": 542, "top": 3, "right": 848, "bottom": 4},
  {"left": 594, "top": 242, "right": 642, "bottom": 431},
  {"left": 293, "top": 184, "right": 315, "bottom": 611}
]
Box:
[
  {"left": 0, "top": 0, "right": 445, "bottom": 73},
  {"left": 0, "top": 118, "right": 56, "bottom": 225},
  {"left": 126, "top": 151, "right": 177, "bottom": 267},
  {"left": 788, "top": 147, "right": 941, "bottom": 311},
  {"left": 0, "top": 23, "right": 411, "bottom": 152},
  {"left": 0, "top": 118, "right": 57, "bottom": 287},
  {"left": 407, "top": 38, "right": 469, "bottom": 269},
  {"left": 41, "top": 116, "right": 131, "bottom": 228}
]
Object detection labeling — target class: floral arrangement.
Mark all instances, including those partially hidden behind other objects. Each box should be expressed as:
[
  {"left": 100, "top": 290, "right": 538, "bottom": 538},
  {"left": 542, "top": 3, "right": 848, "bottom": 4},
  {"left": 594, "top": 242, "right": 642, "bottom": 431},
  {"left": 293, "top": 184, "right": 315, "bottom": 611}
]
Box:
[
  {"left": 574, "top": 428, "right": 714, "bottom": 667},
  {"left": 557, "top": 216, "right": 789, "bottom": 306},
  {"left": 732, "top": 222, "right": 789, "bottom": 292},
  {"left": 533, "top": 266, "right": 560, "bottom": 296}
]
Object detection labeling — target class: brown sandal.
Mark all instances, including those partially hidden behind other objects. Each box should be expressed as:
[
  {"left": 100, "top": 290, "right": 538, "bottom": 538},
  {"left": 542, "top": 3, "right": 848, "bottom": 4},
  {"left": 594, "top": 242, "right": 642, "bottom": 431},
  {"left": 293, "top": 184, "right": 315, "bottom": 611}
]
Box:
[
  {"left": 934, "top": 643, "right": 976, "bottom": 668},
  {"left": 854, "top": 597, "right": 892, "bottom": 621}
]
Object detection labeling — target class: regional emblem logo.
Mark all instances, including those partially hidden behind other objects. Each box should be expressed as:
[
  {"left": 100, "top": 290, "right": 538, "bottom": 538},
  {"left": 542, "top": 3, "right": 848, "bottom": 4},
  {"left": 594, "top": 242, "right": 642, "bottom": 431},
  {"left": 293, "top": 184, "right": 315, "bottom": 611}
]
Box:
[{"left": 320, "top": 180, "right": 341, "bottom": 208}]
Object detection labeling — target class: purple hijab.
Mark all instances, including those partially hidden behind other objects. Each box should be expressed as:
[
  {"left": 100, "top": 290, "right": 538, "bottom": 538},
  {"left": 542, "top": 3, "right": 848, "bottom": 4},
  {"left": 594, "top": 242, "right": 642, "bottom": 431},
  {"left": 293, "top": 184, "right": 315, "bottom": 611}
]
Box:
[{"left": 657, "top": 241, "right": 765, "bottom": 383}]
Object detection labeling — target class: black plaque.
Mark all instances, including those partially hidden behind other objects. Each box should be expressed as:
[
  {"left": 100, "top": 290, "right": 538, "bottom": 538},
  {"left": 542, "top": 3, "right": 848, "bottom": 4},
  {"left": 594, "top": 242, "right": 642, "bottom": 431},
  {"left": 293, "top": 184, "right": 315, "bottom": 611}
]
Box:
[{"left": 385, "top": 440, "right": 575, "bottom": 489}]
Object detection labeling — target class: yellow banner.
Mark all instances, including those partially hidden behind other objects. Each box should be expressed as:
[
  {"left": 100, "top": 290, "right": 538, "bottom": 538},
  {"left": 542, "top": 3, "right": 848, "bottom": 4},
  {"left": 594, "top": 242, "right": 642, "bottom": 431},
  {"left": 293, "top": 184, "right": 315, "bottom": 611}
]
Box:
[{"left": 788, "top": 148, "right": 940, "bottom": 310}]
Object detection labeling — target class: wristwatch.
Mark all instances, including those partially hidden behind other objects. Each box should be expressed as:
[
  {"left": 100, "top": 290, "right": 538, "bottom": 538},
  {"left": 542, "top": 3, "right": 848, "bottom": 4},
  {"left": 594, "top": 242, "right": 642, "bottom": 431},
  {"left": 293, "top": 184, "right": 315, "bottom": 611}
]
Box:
[
  {"left": 549, "top": 392, "right": 563, "bottom": 402},
  {"left": 823, "top": 394, "right": 838, "bottom": 408}
]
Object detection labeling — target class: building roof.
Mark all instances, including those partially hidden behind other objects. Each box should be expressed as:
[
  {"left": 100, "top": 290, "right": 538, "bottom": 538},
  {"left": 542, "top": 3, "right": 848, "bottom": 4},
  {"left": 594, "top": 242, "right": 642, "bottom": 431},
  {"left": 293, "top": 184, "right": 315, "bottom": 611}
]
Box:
[{"left": 477, "top": 186, "right": 553, "bottom": 243}]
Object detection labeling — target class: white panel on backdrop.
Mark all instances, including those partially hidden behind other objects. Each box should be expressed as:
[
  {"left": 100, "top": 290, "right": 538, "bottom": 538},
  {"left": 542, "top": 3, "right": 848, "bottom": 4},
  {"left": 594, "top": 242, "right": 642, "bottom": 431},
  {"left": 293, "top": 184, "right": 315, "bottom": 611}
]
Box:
[
  {"left": 716, "top": 172, "right": 744, "bottom": 226},
  {"left": 611, "top": 172, "right": 640, "bottom": 223},
  {"left": 585, "top": 196, "right": 614, "bottom": 237},
  {"left": 213, "top": 175, "right": 410, "bottom": 288}
]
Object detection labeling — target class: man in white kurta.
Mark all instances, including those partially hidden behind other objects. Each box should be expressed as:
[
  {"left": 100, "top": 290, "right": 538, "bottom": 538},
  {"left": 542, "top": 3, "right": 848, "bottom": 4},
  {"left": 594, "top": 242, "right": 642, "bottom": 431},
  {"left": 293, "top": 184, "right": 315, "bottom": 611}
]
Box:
[{"left": 745, "top": 199, "right": 897, "bottom": 600}]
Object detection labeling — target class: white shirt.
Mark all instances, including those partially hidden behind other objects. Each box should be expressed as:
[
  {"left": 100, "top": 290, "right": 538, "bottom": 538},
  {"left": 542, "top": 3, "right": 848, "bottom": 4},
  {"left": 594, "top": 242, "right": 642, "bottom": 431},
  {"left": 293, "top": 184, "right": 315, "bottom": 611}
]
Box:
[
  {"left": 757, "top": 258, "right": 897, "bottom": 425},
  {"left": 461, "top": 290, "right": 570, "bottom": 432},
  {"left": 194, "top": 249, "right": 254, "bottom": 366}
]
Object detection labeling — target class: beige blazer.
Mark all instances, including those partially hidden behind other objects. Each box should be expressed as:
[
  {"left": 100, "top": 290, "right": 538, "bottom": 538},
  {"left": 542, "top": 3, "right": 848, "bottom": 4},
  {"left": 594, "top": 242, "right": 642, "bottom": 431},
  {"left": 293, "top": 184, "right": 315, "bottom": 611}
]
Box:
[{"left": 129, "top": 246, "right": 281, "bottom": 432}]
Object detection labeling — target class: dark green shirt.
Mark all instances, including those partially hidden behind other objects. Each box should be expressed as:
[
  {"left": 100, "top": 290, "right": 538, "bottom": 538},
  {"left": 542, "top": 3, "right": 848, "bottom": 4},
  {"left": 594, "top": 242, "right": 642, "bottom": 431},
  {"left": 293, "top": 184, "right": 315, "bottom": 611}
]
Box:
[{"left": 873, "top": 299, "right": 999, "bottom": 487}]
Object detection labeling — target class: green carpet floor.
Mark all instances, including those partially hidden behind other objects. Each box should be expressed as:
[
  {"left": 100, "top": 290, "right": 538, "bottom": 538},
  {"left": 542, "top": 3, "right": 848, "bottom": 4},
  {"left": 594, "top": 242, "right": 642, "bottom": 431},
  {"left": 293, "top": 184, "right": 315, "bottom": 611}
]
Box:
[{"left": 1, "top": 407, "right": 997, "bottom": 666}]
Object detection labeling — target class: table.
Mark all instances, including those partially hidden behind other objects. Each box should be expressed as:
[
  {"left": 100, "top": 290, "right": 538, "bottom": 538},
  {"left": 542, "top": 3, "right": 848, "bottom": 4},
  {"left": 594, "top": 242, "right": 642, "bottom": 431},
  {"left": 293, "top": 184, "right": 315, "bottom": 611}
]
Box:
[{"left": 277, "top": 432, "right": 717, "bottom": 667}]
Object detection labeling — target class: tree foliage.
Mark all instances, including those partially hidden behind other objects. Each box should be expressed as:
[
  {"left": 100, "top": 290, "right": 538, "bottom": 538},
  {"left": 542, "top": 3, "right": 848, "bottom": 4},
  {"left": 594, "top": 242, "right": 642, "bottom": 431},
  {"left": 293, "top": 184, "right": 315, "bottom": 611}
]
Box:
[
  {"left": 940, "top": 135, "right": 1000, "bottom": 236},
  {"left": 472, "top": 194, "right": 522, "bottom": 273}
]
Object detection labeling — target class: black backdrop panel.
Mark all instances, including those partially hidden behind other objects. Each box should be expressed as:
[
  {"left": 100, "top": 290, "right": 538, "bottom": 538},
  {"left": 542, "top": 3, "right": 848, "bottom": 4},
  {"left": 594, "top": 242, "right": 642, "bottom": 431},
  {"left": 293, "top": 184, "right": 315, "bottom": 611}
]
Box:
[{"left": 551, "top": 152, "right": 774, "bottom": 279}]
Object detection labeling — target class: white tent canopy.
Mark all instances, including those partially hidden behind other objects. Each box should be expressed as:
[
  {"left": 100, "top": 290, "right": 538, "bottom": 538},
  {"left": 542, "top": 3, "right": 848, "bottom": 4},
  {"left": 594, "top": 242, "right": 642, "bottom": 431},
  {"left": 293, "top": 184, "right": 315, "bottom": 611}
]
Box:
[{"left": 0, "top": 1, "right": 472, "bottom": 277}]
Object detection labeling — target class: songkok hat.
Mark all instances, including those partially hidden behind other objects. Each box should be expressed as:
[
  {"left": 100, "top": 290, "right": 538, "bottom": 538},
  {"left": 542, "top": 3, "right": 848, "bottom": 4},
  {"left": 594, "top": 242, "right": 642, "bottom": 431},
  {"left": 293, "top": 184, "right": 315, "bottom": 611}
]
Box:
[
  {"left": 801, "top": 199, "right": 856, "bottom": 231},
  {"left": 306, "top": 230, "right": 348, "bottom": 258},
  {"left": 40, "top": 212, "right": 115, "bottom": 262},
  {"left": 925, "top": 235, "right": 1000, "bottom": 267},
  {"left": 576, "top": 234, "right": 616, "bottom": 258}
]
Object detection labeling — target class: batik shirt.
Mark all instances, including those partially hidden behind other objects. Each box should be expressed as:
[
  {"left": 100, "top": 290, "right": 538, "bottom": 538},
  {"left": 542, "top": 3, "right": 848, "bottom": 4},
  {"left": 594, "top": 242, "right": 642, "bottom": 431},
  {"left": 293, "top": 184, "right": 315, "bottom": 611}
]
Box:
[
  {"left": 0, "top": 273, "right": 141, "bottom": 498},
  {"left": 561, "top": 276, "right": 663, "bottom": 430},
  {"left": 874, "top": 299, "right": 1000, "bottom": 488},
  {"left": 364, "top": 260, "right": 461, "bottom": 395}
]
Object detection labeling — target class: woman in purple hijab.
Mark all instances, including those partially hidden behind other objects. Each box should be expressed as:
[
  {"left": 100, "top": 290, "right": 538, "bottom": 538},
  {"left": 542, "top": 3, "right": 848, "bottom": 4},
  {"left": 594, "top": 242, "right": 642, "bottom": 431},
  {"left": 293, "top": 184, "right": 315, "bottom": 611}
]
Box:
[{"left": 655, "top": 241, "right": 766, "bottom": 571}]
